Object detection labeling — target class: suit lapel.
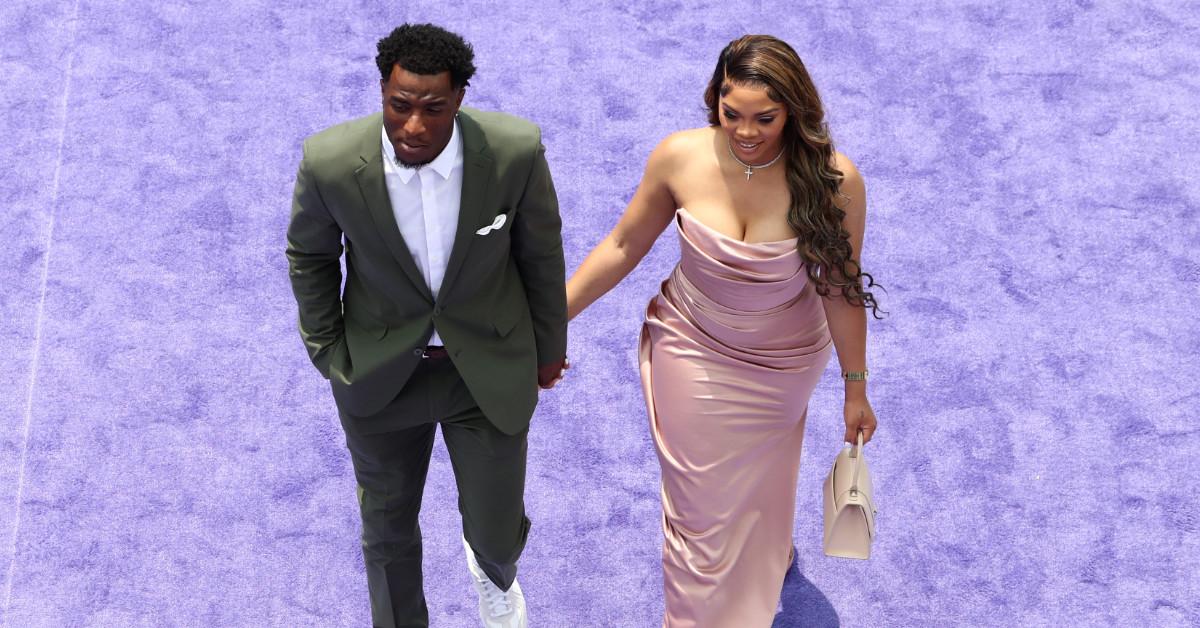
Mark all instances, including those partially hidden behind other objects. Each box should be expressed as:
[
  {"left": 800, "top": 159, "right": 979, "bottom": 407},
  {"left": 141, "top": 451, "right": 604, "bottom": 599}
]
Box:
[
  {"left": 438, "top": 110, "right": 494, "bottom": 304},
  {"left": 354, "top": 120, "right": 434, "bottom": 303}
]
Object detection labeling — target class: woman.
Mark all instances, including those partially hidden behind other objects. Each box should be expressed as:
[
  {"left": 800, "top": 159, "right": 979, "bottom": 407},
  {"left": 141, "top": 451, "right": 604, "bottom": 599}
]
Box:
[{"left": 566, "top": 35, "right": 882, "bottom": 626}]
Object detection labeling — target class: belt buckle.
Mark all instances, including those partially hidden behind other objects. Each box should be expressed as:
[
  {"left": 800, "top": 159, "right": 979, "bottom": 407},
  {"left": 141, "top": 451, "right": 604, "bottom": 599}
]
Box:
[{"left": 421, "top": 346, "right": 445, "bottom": 359}]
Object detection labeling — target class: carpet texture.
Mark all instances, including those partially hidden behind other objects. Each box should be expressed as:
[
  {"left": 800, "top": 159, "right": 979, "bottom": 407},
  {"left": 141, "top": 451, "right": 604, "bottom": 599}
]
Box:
[{"left": 2, "top": 1, "right": 1198, "bottom": 626}]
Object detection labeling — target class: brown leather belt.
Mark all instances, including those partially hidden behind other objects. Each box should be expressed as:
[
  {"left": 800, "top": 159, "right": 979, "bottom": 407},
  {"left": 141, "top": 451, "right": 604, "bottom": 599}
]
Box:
[{"left": 419, "top": 345, "right": 449, "bottom": 359}]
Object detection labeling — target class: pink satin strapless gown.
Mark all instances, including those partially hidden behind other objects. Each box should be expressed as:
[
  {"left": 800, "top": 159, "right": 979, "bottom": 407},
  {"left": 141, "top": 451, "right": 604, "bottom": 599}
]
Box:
[{"left": 639, "top": 208, "right": 834, "bottom": 627}]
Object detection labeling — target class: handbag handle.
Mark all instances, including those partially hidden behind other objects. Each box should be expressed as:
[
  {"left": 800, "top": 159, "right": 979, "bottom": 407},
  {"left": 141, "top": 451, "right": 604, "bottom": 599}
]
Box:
[{"left": 849, "top": 430, "right": 865, "bottom": 497}]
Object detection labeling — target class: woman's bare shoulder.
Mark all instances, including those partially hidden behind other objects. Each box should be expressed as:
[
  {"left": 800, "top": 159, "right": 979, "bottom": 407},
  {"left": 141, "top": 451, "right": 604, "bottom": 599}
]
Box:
[
  {"left": 833, "top": 150, "right": 861, "bottom": 179},
  {"left": 644, "top": 127, "right": 716, "bottom": 180},
  {"left": 832, "top": 150, "right": 867, "bottom": 213},
  {"left": 654, "top": 126, "right": 716, "bottom": 160}
]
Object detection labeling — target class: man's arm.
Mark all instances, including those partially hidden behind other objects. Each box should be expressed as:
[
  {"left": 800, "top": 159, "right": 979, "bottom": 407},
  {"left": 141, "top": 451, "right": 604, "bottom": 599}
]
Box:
[
  {"left": 285, "top": 143, "right": 345, "bottom": 379},
  {"left": 510, "top": 134, "right": 568, "bottom": 385}
]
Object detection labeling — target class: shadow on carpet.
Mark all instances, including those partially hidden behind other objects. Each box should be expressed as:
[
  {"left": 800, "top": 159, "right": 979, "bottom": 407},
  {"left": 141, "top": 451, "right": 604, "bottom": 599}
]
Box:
[{"left": 773, "top": 547, "right": 840, "bottom": 628}]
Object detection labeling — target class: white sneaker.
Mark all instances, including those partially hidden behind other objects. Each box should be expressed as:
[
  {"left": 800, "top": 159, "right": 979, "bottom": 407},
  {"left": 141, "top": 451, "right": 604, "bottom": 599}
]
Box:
[{"left": 463, "top": 537, "right": 527, "bottom": 628}]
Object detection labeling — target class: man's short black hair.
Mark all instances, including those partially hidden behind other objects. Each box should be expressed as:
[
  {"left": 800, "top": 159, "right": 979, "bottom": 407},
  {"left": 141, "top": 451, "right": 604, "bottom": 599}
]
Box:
[{"left": 375, "top": 24, "right": 476, "bottom": 88}]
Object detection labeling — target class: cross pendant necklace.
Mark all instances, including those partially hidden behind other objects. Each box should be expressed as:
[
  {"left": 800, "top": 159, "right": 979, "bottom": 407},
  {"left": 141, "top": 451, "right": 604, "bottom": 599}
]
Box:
[{"left": 727, "top": 139, "right": 785, "bottom": 181}]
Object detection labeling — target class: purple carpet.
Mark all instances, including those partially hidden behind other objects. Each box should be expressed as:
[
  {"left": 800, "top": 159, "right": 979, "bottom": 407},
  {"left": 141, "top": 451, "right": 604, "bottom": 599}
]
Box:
[{"left": 3, "top": 1, "right": 1198, "bottom": 626}]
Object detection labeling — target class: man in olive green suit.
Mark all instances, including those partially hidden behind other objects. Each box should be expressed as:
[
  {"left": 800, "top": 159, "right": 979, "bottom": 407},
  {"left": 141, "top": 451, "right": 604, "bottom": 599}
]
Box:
[{"left": 286, "top": 24, "right": 567, "bottom": 628}]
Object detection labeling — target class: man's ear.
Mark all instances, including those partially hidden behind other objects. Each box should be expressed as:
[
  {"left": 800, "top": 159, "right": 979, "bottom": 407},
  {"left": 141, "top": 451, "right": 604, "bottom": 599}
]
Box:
[{"left": 456, "top": 87, "right": 466, "bottom": 107}]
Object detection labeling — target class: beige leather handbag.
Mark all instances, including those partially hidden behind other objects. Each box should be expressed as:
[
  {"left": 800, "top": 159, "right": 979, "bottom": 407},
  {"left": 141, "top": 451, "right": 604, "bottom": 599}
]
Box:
[{"left": 822, "top": 431, "right": 877, "bottom": 559}]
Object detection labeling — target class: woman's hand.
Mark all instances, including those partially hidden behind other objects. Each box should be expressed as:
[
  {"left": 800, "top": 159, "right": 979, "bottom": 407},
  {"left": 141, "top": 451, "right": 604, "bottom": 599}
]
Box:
[{"left": 843, "top": 396, "right": 877, "bottom": 444}]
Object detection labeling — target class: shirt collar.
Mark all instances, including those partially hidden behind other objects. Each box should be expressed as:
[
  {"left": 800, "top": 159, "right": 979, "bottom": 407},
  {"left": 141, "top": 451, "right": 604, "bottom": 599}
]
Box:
[{"left": 381, "top": 116, "right": 461, "bottom": 184}]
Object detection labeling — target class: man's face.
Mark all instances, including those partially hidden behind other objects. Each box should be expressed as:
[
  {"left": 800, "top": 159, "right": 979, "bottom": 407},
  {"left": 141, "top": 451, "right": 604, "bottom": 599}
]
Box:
[{"left": 381, "top": 64, "right": 464, "bottom": 167}]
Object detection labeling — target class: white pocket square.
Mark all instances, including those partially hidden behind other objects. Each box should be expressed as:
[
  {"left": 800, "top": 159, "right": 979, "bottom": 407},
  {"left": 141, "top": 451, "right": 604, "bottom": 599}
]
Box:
[{"left": 475, "top": 214, "right": 506, "bottom": 235}]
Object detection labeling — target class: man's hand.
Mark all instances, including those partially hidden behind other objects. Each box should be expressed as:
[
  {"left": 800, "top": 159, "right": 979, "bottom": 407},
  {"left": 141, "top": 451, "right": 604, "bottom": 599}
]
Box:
[{"left": 537, "top": 357, "right": 570, "bottom": 389}]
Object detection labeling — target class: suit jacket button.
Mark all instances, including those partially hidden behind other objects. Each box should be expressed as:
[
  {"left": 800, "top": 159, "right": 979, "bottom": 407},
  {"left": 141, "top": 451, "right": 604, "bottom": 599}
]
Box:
[
  {"left": 434, "top": 306, "right": 443, "bottom": 316},
  {"left": 412, "top": 348, "right": 424, "bottom": 356}
]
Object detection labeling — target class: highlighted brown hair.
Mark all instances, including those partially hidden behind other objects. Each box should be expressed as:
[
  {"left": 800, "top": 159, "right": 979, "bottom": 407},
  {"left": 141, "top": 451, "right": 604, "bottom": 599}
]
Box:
[{"left": 705, "top": 35, "right": 882, "bottom": 317}]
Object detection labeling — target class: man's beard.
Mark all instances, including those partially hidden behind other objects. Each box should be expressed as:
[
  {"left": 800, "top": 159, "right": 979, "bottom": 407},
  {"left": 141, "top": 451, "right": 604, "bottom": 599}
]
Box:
[{"left": 396, "top": 156, "right": 432, "bottom": 169}]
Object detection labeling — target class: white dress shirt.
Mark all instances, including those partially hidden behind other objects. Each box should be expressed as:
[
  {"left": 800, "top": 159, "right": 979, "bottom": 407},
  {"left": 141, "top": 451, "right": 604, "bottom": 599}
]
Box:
[{"left": 381, "top": 118, "right": 464, "bottom": 347}]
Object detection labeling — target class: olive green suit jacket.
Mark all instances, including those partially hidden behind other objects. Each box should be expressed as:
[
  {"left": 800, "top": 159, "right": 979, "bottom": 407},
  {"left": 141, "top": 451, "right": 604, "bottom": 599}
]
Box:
[{"left": 286, "top": 107, "right": 567, "bottom": 435}]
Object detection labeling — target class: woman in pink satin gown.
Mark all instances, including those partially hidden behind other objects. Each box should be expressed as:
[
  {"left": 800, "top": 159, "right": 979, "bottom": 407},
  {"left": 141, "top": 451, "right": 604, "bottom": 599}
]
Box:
[{"left": 567, "top": 35, "right": 882, "bottom": 627}]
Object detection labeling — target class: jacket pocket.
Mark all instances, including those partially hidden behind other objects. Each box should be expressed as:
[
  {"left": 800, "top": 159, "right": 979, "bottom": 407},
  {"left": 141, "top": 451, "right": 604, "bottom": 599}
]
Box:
[
  {"left": 344, "top": 308, "right": 389, "bottom": 340},
  {"left": 492, "top": 305, "right": 522, "bottom": 337}
]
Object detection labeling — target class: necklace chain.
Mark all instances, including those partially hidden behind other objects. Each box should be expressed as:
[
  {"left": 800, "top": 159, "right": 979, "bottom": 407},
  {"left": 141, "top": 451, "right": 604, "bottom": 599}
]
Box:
[{"left": 727, "top": 140, "right": 784, "bottom": 181}]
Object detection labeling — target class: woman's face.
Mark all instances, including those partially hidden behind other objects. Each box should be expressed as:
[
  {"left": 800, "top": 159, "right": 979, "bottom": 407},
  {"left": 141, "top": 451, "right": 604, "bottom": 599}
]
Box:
[{"left": 718, "top": 82, "right": 787, "bottom": 164}]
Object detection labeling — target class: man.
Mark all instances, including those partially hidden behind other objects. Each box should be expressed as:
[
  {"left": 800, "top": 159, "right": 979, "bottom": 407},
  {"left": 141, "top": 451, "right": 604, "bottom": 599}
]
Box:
[{"left": 286, "top": 23, "right": 568, "bottom": 628}]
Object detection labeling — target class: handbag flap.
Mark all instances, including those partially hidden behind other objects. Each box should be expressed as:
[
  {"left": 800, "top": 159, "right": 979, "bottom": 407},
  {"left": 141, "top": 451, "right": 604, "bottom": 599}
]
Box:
[{"left": 828, "top": 446, "right": 877, "bottom": 535}]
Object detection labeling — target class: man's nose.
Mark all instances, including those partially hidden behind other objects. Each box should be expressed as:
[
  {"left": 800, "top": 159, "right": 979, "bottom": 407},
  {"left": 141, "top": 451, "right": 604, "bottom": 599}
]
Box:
[{"left": 403, "top": 114, "right": 425, "bottom": 136}]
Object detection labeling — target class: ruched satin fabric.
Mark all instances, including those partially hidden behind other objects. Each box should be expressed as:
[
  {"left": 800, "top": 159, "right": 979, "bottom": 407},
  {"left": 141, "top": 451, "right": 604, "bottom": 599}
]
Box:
[{"left": 639, "top": 208, "right": 833, "bottom": 627}]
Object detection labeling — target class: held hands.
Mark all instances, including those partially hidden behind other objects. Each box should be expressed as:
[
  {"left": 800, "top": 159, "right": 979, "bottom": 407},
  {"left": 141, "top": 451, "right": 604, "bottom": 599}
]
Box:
[
  {"left": 537, "top": 356, "right": 570, "bottom": 389},
  {"left": 843, "top": 396, "right": 878, "bottom": 445}
]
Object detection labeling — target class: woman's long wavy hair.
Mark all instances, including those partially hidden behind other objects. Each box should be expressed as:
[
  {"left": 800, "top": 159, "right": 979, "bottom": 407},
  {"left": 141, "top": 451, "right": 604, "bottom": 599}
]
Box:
[{"left": 704, "top": 35, "right": 882, "bottom": 317}]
